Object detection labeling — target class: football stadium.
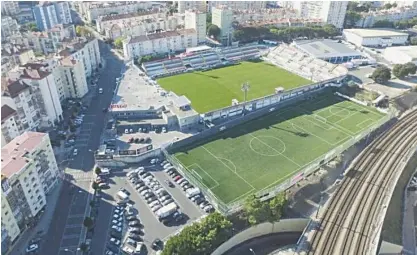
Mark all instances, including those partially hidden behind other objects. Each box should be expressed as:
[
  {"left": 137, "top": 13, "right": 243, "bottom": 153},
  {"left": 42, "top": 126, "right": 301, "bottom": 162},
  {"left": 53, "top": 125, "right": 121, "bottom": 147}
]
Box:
[{"left": 141, "top": 44, "right": 390, "bottom": 213}]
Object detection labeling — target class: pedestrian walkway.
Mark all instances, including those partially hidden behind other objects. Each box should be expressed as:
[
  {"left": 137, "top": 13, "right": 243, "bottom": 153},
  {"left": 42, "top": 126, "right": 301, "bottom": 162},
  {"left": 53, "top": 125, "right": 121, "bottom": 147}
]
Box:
[{"left": 7, "top": 180, "right": 63, "bottom": 255}]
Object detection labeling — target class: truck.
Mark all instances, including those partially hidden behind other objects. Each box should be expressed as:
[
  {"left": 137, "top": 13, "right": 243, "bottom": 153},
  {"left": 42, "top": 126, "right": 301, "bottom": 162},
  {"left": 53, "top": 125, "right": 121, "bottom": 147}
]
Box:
[
  {"left": 116, "top": 190, "right": 129, "bottom": 204},
  {"left": 155, "top": 202, "right": 178, "bottom": 220}
]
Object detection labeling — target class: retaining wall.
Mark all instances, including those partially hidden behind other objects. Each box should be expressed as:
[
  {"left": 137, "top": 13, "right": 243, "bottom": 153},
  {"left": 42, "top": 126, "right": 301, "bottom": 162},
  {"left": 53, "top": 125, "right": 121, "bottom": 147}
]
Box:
[{"left": 211, "top": 219, "right": 309, "bottom": 255}]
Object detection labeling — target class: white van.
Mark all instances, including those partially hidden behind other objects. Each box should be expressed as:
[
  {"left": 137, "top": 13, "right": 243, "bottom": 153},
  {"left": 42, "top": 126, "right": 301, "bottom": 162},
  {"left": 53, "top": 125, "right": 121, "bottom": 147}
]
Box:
[
  {"left": 99, "top": 168, "right": 110, "bottom": 176},
  {"left": 135, "top": 242, "right": 144, "bottom": 254}
]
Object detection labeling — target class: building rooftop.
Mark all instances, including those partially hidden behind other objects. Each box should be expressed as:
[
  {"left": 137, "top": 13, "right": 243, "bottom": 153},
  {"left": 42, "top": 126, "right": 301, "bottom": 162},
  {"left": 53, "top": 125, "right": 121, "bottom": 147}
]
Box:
[
  {"left": 111, "top": 65, "right": 175, "bottom": 112},
  {"left": 1, "top": 132, "right": 46, "bottom": 178},
  {"left": 344, "top": 29, "right": 409, "bottom": 38},
  {"left": 127, "top": 29, "right": 196, "bottom": 44},
  {"left": 1, "top": 105, "right": 16, "bottom": 122},
  {"left": 294, "top": 39, "right": 363, "bottom": 58},
  {"left": 385, "top": 46, "right": 417, "bottom": 60},
  {"left": 99, "top": 10, "right": 160, "bottom": 22},
  {"left": 5, "top": 80, "right": 30, "bottom": 98}
]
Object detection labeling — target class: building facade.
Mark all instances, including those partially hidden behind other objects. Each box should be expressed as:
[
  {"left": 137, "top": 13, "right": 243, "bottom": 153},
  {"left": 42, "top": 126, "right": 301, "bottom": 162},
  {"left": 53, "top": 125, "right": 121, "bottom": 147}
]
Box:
[
  {"left": 33, "top": 1, "right": 72, "bottom": 31},
  {"left": 1, "top": 105, "right": 22, "bottom": 147},
  {"left": 1, "top": 1, "right": 20, "bottom": 16},
  {"left": 1, "top": 17, "right": 20, "bottom": 40},
  {"left": 292, "top": 1, "right": 348, "bottom": 29},
  {"left": 212, "top": 6, "right": 234, "bottom": 45},
  {"left": 356, "top": 6, "right": 417, "bottom": 28},
  {"left": 27, "top": 24, "right": 76, "bottom": 55},
  {"left": 123, "top": 29, "right": 197, "bottom": 60},
  {"left": 184, "top": 10, "right": 207, "bottom": 44},
  {"left": 232, "top": 8, "right": 298, "bottom": 25},
  {"left": 177, "top": 1, "right": 207, "bottom": 13},
  {"left": 1, "top": 132, "right": 60, "bottom": 253},
  {"left": 209, "top": 1, "right": 267, "bottom": 12}
]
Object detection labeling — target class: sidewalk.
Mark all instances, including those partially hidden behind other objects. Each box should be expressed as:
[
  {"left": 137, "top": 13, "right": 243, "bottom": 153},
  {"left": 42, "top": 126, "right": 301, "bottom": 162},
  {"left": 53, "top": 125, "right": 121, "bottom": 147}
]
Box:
[{"left": 7, "top": 180, "right": 63, "bottom": 255}]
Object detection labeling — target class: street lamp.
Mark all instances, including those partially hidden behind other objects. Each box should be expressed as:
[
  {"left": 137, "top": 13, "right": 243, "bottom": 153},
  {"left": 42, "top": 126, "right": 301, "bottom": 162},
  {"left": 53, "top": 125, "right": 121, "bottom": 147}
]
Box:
[
  {"left": 241, "top": 82, "right": 250, "bottom": 114},
  {"left": 249, "top": 248, "right": 256, "bottom": 255},
  {"left": 64, "top": 248, "right": 80, "bottom": 255}
]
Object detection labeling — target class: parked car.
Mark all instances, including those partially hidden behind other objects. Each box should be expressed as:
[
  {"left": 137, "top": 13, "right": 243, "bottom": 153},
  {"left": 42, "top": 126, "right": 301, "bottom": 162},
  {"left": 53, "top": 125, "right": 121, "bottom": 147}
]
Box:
[
  {"left": 106, "top": 244, "right": 119, "bottom": 253},
  {"left": 195, "top": 197, "right": 205, "bottom": 205},
  {"left": 149, "top": 200, "right": 160, "bottom": 208},
  {"left": 190, "top": 195, "right": 201, "bottom": 202},
  {"left": 165, "top": 180, "right": 174, "bottom": 187},
  {"left": 109, "top": 238, "right": 121, "bottom": 246},
  {"left": 111, "top": 220, "right": 122, "bottom": 227},
  {"left": 151, "top": 205, "right": 162, "bottom": 212},
  {"left": 129, "top": 221, "right": 140, "bottom": 227},
  {"left": 119, "top": 188, "right": 131, "bottom": 196},
  {"left": 146, "top": 196, "right": 157, "bottom": 203},
  {"left": 140, "top": 190, "right": 151, "bottom": 196},
  {"left": 151, "top": 238, "right": 163, "bottom": 250},
  {"left": 162, "top": 199, "right": 174, "bottom": 206},
  {"left": 128, "top": 227, "right": 143, "bottom": 234},
  {"left": 128, "top": 233, "right": 142, "bottom": 241},
  {"left": 111, "top": 226, "right": 122, "bottom": 232},
  {"left": 73, "top": 149, "right": 78, "bottom": 156},
  {"left": 126, "top": 215, "right": 137, "bottom": 221},
  {"left": 173, "top": 176, "right": 182, "bottom": 181},
  {"left": 204, "top": 205, "right": 215, "bottom": 213},
  {"left": 110, "top": 231, "right": 122, "bottom": 239},
  {"left": 138, "top": 186, "right": 148, "bottom": 192},
  {"left": 160, "top": 195, "right": 171, "bottom": 202}
]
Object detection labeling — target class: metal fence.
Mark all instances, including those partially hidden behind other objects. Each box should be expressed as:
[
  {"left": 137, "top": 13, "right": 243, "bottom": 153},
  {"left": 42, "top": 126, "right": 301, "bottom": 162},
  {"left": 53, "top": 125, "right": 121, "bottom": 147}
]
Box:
[{"left": 163, "top": 108, "right": 397, "bottom": 215}]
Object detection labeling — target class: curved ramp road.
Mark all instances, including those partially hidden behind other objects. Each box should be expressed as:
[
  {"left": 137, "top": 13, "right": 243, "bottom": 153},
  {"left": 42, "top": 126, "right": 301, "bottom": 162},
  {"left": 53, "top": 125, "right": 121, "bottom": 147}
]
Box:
[{"left": 308, "top": 110, "right": 417, "bottom": 255}]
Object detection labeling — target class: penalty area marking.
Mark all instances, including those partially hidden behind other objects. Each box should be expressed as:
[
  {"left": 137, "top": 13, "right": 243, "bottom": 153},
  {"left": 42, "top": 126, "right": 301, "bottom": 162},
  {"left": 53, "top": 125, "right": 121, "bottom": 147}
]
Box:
[{"left": 186, "top": 163, "right": 219, "bottom": 190}]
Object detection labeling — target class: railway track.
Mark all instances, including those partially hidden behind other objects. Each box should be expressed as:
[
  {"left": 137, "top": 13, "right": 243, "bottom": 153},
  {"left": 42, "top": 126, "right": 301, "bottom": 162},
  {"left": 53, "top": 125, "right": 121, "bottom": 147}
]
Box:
[{"left": 307, "top": 110, "right": 417, "bottom": 255}]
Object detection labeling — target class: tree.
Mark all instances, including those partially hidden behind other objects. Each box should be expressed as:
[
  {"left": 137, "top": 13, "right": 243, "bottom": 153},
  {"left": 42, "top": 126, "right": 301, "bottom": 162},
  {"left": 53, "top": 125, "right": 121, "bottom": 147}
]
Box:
[
  {"left": 69, "top": 125, "right": 76, "bottom": 133},
  {"left": 114, "top": 38, "right": 123, "bottom": 49},
  {"left": 384, "top": 3, "right": 393, "bottom": 9},
  {"left": 323, "top": 24, "right": 339, "bottom": 37},
  {"left": 79, "top": 242, "right": 89, "bottom": 252},
  {"left": 371, "top": 66, "right": 391, "bottom": 83},
  {"left": 207, "top": 24, "right": 220, "bottom": 39},
  {"left": 92, "top": 182, "right": 100, "bottom": 190},
  {"left": 76, "top": 26, "right": 87, "bottom": 36},
  {"left": 28, "top": 23, "right": 38, "bottom": 32},
  {"left": 404, "top": 62, "right": 417, "bottom": 75},
  {"left": 233, "top": 30, "right": 245, "bottom": 42},
  {"left": 94, "top": 167, "right": 101, "bottom": 175},
  {"left": 83, "top": 217, "right": 94, "bottom": 229},
  {"left": 393, "top": 64, "right": 409, "bottom": 79},
  {"left": 344, "top": 11, "right": 362, "bottom": 28},
  {"left": 373, "top": 19, "right": 394, "bottom": 28},
  {"left": 241, "top": 194, "right": 287, "bottom": 225}
]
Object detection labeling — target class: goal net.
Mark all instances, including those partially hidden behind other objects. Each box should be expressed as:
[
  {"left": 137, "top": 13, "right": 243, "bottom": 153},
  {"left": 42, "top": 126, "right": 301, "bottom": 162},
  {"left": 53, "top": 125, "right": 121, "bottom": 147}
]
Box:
[{"left": 314, "top": 115, "right": 327, "bottom": 123}]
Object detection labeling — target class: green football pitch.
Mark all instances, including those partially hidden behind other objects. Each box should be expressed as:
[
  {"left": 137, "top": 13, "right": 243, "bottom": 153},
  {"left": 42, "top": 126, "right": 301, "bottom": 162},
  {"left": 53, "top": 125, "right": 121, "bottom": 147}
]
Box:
[
  {"left": 157, "top": 61, "right": 311, "bottom": 113},
  {"left": 173, "top": 93, "right": 386, "bottom": 205}
]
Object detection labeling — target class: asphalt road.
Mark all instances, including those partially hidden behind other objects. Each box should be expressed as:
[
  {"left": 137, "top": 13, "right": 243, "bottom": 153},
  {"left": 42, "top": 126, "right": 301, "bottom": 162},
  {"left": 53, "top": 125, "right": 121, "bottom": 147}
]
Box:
[
  {"left": 94, "top": 166, "right": 203, "bottom": 255},
  {"left": 40, "top": 41, "right": 124, "bottom": 255}
]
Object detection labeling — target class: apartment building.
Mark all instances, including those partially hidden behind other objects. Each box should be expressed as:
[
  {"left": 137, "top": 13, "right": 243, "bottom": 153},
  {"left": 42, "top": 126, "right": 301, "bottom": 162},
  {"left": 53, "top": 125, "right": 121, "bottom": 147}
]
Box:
[
  {"left": 58, "top": 37, "right": 101, "bottom": 78},
  {"left": 97, "top": 11, "right": 181, "bottom": 40},
  {"left": 6, "top": 63, "right": 63, "bottom": 126},
  {"left": 1, "top": 1, "right": 20, "bottom": 16},
  {"left": 79, "top": 1, "right": 158, "bottom": 22},
  {"left": 176, "top": 1, "right": 207, "bottom": 13},
  {"left": 33, "top": 1, "right": 72, "bottom": 31},
  {"left": 1, "top": 16, "right": 20, "bottom": 39},
  {"left": 356, "top": 6, "right": 417, "bottom": 28},
  {"left": 212, "top": 6, "right": 234, "bottom": 45},
  {"left": 209, "top": 1, "right": 267, "bottom": 12},
  {"left": 123, "top": 29, "right": 197, "bottom": 60},
  {"left": 185, "top": 10, "right": 207, "bottom": 44},
  {"left": 27, "top": 24, "right": 76, "bottom": 55},
  {"left": 1, "top": 105, "right": 22, "bottom": 147},
  {"left": 1, "top": 44, "right": 35, "bottom": 76},
  {"left": 1, "top": 79, "right": 41, "bottom": 132},
  {"left": 232, "top": 8, "right": 298, "bottom": 25},
  {"left": 292, "top": 1, "right": 348, "bottom": 29},
  {"left": 1, "top": 132, "right": 60, "bottom": 252},
  {"left": 243, "top": 18, "right": 325, "bottom": 29}
]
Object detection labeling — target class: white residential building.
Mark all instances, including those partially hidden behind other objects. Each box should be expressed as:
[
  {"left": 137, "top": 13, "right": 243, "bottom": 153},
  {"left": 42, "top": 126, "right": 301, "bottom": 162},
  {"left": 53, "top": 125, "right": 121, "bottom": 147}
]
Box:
[
  {"left": 7, "top": 63, "right": 64, "bottom": 126},
  {"left": 356, "top": 6, "right": 417, "bottom": 28},
  {"left": 232, "top": 8, "right": 299, "bottom": 25},
  {"left": 212, "top": 6, "right": 234, "bottom": 44},
  {"left": 79, "top": 1, "right": 159, "bottom": 22},
  {"left": 209, "top": 1, "right": 267, "bottom": 12},
  {"left": 123, "top": 29, "right": 197, "bottom": 60},
  {"left": 27, "top": 24, "right": 76, "bottom": 55},
  {"left": 1, "top": 131, "right": 60, "bottom": 250},
  {"left": 1, "top": 16, "right": 20, "bottom": 39},
  {"left": 1, "top": 44, "right": 35, "bottom": 76},
  {"left": 1, "top": 79, "right": 41, "bottom": 131},
  {"left": 176, "top": 1, "right": 207, "bottom": 13},
  {"left": 1, "top": 1, "right": 20, "bottom": 16},
  {"left": 343, "top": 28, "right": 409, "bottom": 47},
  {"left": 383, "top": 46, "right": 417, "bottom": 64},
  {"left": 58, "top": 38, "right": 101, "bottom": 78},
  {"left": 185, "top": 10, "right": 207, "bottom": 44},
  {"left": 33, "top": 1, "right": 72, "bottom": 31},
  {"left": 292, "top": 1, "right": 348, "bottom": 29},
  {"left": 1, "top": 105, "right": 22, "bottom": 147},
  {"left": 55, "top": 58, "right": 89, "bottom": 100}
]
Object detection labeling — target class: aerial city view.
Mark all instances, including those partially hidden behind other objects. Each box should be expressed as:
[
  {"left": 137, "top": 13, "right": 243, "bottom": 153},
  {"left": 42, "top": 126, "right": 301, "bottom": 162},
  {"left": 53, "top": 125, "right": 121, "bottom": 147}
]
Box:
[{"left": 1, "top": 0, "right": 417, "bottom": 255}]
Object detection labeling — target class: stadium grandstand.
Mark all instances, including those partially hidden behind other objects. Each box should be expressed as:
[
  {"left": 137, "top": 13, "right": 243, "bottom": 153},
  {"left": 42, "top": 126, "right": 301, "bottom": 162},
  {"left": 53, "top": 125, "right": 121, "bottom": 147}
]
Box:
[
  {"left": 266, "top": 44, "right": 348, "bottom": 82},
  {"left": 142, "top": 44, "right": 265, "bottom": 79}
]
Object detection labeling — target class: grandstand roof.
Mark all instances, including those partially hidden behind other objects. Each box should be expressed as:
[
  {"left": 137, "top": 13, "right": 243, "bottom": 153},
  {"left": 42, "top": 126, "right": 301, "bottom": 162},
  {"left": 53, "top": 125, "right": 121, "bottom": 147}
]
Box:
[
  {"left": 293, "top": 39, "right": 363, "bottom": 59},
  {"left": 186, "top": 45, "right": 212, "bottom": 54},
  {"left": 343, "top": 29, "right": 408, "bottom": 38}
]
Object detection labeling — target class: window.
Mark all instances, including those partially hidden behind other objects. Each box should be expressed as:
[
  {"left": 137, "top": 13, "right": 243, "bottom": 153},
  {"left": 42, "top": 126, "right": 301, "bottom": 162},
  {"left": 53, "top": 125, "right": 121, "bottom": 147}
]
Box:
[{"left": 35, "top": 189, "right": 39, "bottom": 194}]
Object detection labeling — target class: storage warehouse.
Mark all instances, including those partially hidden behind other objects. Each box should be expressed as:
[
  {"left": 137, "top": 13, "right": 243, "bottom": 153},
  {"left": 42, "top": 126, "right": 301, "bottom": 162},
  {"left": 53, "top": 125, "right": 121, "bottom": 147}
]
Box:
[
  {"left": 383, "top": 46, "right": 417, "bottom": 65},
  {"left": 342, "top": 29, "right": 409, "bottom": 47},
  {"left": 292, "top": 39, "right": 364, "bottom": 64}
]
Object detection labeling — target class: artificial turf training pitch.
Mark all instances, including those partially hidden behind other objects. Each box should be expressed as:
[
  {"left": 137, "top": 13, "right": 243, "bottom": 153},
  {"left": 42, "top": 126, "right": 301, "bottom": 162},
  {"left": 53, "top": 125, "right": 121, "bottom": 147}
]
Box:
[
  {"left": 173, "top": 93, "right": 386, "bottom": 205},
  {"left": 157, "top": 61, "right": 311, "bottom": 113}
]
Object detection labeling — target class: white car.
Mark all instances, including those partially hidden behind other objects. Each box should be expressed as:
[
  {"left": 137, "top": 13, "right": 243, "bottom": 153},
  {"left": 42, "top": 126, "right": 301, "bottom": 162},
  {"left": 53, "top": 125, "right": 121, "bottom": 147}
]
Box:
[
  {"left": 99, "top": 88, "right": 103, "bottom": 94},
  {"left": 160, "top": 161, "right": 168, "bottom": 167},
  {"left": 149, "top": 201, "right": 160, "bottom": 208},
  {"left": 160, "top": 195, "right": 171, "bottom": 202},
  {"left": 163, "top": 163, "right": 172, "bottom": 169},
  {"left": 113, "top": 215, "right": 123, "bottom": 221},
  {"left": 110, "top": 238, "right": 121, "bottom": 246},
  {"left": 73, "top": 149, "right": 78, "bottom": 156},
  {"left": 140, "top": 190, "right": 150, "bottom": 196},
  {"left": 178, "top": 179, "right": 187, "bottom": 185},
  {"left": 26, "top": 244, "right": 39, "bottom": 253},
  {"left": 111, "top": 225, "right": 122, "bottom": 232},
  {"left": 112, "top": 220, "right": 122, "bottom": 227},
  {"left": 175, "top": 178, "right": 183, "bottom": 184},
  {"left": 151, "top": 205, "right": 162, "bottom": 212},
  {"left": 154, "top": 188, "right": 165, "bottom": 194},
  {"left": 137, "top": 186, "right": 148, "bottom": 192}
]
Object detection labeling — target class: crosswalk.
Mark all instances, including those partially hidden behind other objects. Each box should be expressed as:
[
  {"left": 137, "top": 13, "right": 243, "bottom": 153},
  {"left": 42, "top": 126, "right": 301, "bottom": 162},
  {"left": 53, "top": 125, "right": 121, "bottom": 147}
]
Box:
[{"left": 64, "top": 172, "right": 93, "bottom": 181}]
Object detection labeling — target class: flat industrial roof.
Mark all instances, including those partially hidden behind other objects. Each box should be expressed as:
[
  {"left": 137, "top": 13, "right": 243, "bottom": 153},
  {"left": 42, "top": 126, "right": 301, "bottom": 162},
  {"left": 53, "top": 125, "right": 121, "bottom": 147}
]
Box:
[
  {"left": 111, "top": 65, "right": 175, "bottom": 112},
  {"left": 294, "top": 39, "right": 362, "bottom": 59},
  {"left": 344, "top": 29, "right": 408, "bottom": 38}
]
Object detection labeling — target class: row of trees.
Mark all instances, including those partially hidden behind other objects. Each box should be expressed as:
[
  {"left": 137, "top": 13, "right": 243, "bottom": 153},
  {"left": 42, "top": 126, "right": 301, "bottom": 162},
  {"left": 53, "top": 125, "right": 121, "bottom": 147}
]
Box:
[
  {"left": 370, "top": 62, "right": 417, "bottom": 83},
  {"left": 232, "top": 24, "right": 339, "bottom": 43},
  {"left": 162, "top": 193, "right": 287, "bottom": 255}
]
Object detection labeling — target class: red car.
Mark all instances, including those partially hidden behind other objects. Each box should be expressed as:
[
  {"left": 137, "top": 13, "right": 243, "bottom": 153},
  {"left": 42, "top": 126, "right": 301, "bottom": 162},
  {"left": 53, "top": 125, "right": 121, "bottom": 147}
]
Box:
[{"left": 173, "top": 176, "right": 182, "bottom": 181}]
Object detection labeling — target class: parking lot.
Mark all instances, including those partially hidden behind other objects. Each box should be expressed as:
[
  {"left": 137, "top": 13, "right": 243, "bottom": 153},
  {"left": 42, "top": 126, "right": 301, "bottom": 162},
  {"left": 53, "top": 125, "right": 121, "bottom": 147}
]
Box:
[{"left": 93, "top": 161, "right": 209, "bottom": 254}]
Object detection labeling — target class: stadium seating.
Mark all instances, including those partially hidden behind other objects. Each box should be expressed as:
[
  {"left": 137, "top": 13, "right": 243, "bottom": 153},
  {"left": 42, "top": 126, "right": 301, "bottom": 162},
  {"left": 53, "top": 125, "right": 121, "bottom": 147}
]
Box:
[{"left": 266, "top": 44, "right": 348, "bottom": 82}]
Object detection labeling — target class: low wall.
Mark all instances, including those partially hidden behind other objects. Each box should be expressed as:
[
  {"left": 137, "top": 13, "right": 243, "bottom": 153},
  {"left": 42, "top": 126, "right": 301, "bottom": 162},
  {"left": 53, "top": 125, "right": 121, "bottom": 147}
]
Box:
[
  {"left": 96, "top": 148, "right": 161, "bottom": 168},
  {"left": 211, "top": 219, "right": 309, "bottom": 255}
]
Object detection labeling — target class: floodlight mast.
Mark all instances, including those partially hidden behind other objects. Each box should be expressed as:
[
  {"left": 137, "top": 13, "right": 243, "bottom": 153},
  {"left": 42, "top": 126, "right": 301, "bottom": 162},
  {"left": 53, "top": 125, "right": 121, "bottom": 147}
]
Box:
[{"left": 241, "top": 82, "right": 250, "bottom": 114}]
